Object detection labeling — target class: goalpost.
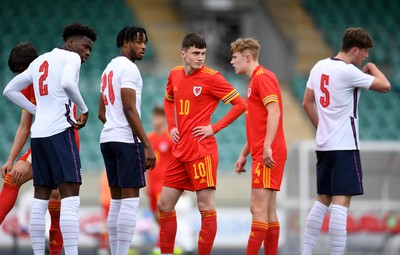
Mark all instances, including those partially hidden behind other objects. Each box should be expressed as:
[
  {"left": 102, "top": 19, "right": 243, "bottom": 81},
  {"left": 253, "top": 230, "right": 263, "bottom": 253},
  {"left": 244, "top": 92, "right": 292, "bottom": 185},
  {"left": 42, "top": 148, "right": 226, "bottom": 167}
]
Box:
[{"left": 279, "top": 140, "right": 400, "bottom": 253}]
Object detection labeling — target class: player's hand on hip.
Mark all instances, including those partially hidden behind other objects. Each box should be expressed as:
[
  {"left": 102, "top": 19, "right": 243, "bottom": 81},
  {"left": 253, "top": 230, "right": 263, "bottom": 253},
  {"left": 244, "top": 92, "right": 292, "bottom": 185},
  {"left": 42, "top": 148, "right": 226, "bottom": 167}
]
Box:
[
  {"left": 144, "top": 147, "right": 156, "bottom": 170},
  {"left": 74, "top": 111, "right": 89, "bottom": 130},
  {"left": 170, "top": 127, "right": 180, "bottom": 144},
  {"left": 192, "top": 124, "right": 214, "bottom": 142},
  {"left": 235, "top": 155, "right": 247, "bottom": 174}
]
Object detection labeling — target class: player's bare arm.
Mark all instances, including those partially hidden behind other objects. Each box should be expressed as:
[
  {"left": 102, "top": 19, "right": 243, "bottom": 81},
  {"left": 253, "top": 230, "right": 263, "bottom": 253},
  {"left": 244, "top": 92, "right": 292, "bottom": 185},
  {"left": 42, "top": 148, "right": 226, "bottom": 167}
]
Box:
[
  {"left": 98, "top": 93, "right": 107, "bottom": 124},
  {"left": 235, "top": 142, "right": 249, "bottom": 174},
  {"left": 263, "top": 102, "right": 280, "bottom": 169},
  {"left": 122, "top": 88, "right": 156, "bottom": 170},
  {"left": 303, "top": 87, "right": 319, "bottom": 129}
]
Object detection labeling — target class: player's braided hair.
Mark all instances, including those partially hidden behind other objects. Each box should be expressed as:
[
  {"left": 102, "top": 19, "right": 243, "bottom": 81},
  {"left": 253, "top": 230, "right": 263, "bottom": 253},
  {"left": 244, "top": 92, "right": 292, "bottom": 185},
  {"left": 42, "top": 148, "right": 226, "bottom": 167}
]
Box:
[
  {"left": 62, "top": 22, "right": 97, "bottom": 42},
  {"left": 116, "top": 26, "right": 148, "bottom": 48},
  {"left": 8, "top": 42, "right": 38, "bottom": 73},
  {"left": 181, "top": 32, "right": 206, "bottom": 50}
]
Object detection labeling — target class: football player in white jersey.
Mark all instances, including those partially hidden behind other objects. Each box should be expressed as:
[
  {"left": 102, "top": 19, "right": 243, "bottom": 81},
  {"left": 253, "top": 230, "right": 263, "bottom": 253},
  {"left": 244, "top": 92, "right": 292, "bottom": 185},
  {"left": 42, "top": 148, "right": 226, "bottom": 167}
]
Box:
[
  {"left": 301, "top": 27, "right": 390, "bottom": 255},
  {"left": 98, "top": 26, "right": 156, "bottom": 255},
  {"left": 3, "top": 22, "right": 97, "bottom": 255}
]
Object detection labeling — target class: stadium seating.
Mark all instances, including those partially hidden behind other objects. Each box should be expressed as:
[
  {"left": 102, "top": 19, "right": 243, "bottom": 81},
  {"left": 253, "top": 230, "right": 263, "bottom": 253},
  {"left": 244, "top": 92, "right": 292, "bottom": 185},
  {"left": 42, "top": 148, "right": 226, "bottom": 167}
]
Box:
[
  {"left": 290, "top": 0, "right": 400, "bottom": 140},
  {"left": 0, "top": 0, "right": 155, "bottom": 172}
]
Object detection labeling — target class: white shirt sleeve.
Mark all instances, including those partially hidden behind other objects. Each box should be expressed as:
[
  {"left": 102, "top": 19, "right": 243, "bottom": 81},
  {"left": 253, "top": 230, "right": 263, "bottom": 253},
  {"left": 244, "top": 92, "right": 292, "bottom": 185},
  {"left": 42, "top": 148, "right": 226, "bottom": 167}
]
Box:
[
  {"left": 3, "top": 70, "right": 36, "bottom": 115},
  {"left": 120, "top": 63, "right": 139, "bottom": 90},
  {"left": 60, "top": 54, "right": 88, "bottom": 114},
  {"left": 347, "top": 64, "right": 374, "bottom": 89}
]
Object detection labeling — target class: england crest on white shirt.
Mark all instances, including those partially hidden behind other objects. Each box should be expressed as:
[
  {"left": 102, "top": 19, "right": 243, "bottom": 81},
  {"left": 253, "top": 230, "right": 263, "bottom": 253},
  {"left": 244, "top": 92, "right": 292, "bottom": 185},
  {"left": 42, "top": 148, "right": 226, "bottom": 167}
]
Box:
[{"left": 193, "top": 86, "right": 202, "bottom": 96}]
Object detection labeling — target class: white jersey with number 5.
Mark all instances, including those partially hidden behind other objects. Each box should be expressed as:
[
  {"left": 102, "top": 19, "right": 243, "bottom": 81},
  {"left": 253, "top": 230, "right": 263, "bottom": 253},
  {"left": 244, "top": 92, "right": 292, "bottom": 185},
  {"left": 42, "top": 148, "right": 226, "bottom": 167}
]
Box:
[
  {"left": 306, "top": 57, "right": 374, "bottom": 151},
  {"left": 99, "top": 56, "right": 143, "bottom": 143}
]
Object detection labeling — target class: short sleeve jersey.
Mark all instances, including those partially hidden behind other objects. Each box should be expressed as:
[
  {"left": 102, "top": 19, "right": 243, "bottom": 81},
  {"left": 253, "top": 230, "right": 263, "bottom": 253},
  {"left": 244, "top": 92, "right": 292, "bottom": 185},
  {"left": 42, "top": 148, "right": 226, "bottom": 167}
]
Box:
[
  {"left": 100, "top": 56, "right": 143, "bottom": 143},
  {"left": 23, "top": 48, "right": 81, "bottom": 138},
  {"left": 306, "top": 58, "right": 374, "bottom": 150},
  {"left": 165, "top": 65, "right": 240, "bottom": 161},
  {"left": 146, "top": 130, "right": 173, "bottom": 193},
  {"left": 246, "top": 65, "right": 287, "bottom": 160}
]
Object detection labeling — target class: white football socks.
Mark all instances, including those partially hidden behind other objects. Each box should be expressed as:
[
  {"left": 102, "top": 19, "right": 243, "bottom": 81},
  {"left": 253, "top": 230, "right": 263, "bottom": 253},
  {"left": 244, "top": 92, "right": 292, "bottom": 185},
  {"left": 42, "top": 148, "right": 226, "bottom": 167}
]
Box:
[
  {"left": 107, "top": 199, "right": 121, "bottom": 255},
  {"left": 116, "top": 197, "right": 139, "bottom": 254},
  {"left": 29, "top": 198, "right": 49, "bottom": 255},
  {"left": 302, "top": 201, "right": 329, "bottom": 255},
  {"left": 329, "top": 204, "right": 348, "bottom": 255},
  {"left": 60, "top": 196, "right": 80, "bottom": 255}
]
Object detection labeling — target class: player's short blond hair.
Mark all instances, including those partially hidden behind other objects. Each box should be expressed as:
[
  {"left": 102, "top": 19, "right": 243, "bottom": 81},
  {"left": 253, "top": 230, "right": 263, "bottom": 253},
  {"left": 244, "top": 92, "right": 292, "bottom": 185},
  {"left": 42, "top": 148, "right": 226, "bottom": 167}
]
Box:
[{"left": 230, "top": 38, "right": 260, "bottom": 60}]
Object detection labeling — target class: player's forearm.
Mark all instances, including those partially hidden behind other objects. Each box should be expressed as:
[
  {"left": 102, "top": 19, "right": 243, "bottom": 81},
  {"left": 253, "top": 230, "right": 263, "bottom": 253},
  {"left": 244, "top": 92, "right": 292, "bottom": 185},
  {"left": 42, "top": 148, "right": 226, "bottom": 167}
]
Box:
[
  {"left": 212, "top": 96, "right": 246, "bottom": 134},
  {"left": 7, "top": 128, "right": 30, "bottom": 163}
]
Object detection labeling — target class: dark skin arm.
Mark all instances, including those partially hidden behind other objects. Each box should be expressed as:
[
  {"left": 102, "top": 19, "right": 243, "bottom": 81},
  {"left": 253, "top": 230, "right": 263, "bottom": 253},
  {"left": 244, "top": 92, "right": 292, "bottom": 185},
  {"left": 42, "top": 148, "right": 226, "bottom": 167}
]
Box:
[
  {"left": 98, "top": 93, "right": 106, "bottom": 124},
  {"left": 122, "top": 88, "right": 156, "bottom": 170}
]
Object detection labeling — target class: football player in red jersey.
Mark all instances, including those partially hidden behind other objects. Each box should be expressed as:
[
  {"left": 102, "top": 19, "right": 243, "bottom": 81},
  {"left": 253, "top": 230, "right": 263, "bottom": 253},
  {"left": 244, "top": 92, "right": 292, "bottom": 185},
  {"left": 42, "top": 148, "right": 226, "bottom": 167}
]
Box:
[{"left": 157, "top": 32, "right": 246, "bottom": 255}]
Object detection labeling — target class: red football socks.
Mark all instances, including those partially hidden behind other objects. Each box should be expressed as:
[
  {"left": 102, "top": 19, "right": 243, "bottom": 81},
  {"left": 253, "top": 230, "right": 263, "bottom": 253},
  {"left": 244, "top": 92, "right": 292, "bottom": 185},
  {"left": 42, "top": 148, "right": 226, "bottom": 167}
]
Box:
[
  {"left": 0, "top": 174, "right": 20, "bottom": 224},
  {"left": 159, "top": 210, "right": 177, "bottom": 254},
  {"left": 48, "top": 200, "right": 63, "bottom": 255},
  {"left": 246, "top": 220, "right": 268, "bottom": 255},
  {"left": 198, "top": 210, "right": 217, "bottom": 255},
  {"left": 264, "top": 221, "right": 280, "bottom": 255}
]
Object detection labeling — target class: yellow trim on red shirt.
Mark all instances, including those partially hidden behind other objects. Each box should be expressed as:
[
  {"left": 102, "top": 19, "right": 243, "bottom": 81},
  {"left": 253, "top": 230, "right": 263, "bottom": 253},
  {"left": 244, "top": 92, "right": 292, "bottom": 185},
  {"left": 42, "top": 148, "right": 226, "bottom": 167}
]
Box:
[
  {"left": 262, "top": 94, "right": 278, "bottom": 106},
  {"left": 221, "top": 89, "right": 239, "bottom": 104}
]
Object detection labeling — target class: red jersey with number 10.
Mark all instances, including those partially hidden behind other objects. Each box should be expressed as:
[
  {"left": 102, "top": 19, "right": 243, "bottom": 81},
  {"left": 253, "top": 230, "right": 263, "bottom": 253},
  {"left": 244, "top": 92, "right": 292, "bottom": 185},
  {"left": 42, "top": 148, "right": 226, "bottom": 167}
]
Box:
[
  {"left": 165, "top": 65, "right": 240, "bottom": 162},
  {"left": 246, "top": 65, "right": 287, "bottom": 160}
]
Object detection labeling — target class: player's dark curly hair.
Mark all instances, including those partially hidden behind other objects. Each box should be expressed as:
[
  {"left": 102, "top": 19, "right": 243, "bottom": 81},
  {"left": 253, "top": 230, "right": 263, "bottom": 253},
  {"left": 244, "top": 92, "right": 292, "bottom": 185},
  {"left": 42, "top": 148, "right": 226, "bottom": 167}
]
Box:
[
  {"left": 116, "top": 26, "right": 148, "bottom": 48},
  {"left": 181, "top": 32, "right": 206, "bottom": 51},
  {"left": 62, "top": 22, "right": 97, "bottom": 42},
  {"left": 341, "top": 27, "right": 373, "bottom": 52},
  {"left": 8, "top": 42, "right": 38, "bottom": 73}
]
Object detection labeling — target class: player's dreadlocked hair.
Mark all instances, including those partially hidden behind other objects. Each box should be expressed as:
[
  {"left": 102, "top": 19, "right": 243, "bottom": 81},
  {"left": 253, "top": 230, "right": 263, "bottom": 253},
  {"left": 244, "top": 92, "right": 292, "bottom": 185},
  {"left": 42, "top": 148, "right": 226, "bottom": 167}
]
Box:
[
  {"left": 181, "top": 32, "right": 206, "bottom": 51},
  {"left": 8, "top": 42, "right": 38, "bottom": 73},
  {"left": 62, "top": 22, "right": 97, "bottom": 42},
  {"left": 116, "top": 26, "right": 148, "bottom": 48}
]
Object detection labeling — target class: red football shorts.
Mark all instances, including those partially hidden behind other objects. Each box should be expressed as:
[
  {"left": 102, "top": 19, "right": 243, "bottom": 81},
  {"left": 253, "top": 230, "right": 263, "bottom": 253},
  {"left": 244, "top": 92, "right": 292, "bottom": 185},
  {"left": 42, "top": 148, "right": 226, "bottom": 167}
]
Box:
[
  {"left": 251, "top": 159, "right": 286, "bottom": 190},
  {"left": 163, "top": 152, "right": 218, "bottom": 192}
]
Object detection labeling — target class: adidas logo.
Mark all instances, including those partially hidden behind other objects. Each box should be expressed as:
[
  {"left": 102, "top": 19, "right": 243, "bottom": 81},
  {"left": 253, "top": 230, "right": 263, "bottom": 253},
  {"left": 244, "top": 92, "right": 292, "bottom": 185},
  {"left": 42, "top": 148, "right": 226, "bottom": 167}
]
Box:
[
  {"left": 200, "top": 178, "right": 206, "bottom": 184},
  {"left": 253, "top": 178, "right": 259, "bottom": 184},
  {"left": 250, "top": 231, "right": 255, "bottom": 237},
  {"left": 49, "top": 240, "right": 58, "bottom": 245}
]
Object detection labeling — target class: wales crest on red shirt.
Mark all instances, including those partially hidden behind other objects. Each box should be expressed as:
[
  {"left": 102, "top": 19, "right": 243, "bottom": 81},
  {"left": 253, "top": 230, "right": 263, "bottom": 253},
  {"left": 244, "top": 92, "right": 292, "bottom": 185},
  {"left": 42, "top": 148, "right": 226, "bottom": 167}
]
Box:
[{"left": 193, "top": 86, "right": 202, "bottom": 96}]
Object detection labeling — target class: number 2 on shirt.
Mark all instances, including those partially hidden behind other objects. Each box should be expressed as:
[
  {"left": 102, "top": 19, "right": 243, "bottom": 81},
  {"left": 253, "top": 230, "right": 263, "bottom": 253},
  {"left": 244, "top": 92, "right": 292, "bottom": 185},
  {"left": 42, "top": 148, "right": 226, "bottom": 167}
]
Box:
[
  {"left": 319, "top": 74, "right": 330, "bottom": 108},
  {"left": 101, "top": 71, "right": 115, "bottom": 105},
  {"left": 38, "top": 61, "right": 49, "bottom": 96}
]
